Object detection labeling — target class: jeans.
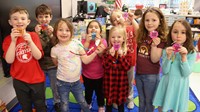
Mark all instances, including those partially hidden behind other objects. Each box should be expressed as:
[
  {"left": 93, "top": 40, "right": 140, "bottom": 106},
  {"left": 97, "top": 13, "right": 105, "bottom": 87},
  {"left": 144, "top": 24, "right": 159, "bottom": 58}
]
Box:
[
  {"left": 57, "top": 79, "right": 90, "bottom": 112},
  {"left": 44, "top": 68, "right": 60, "bottom": 104},
  {"left": 135, "top": 74, "right": 159, "bottom": 112}
]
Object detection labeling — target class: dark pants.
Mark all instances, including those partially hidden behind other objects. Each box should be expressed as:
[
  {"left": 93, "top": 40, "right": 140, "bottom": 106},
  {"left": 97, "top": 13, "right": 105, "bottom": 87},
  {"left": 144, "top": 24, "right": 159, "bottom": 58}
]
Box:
[
  {"left": 82, "top": 75, "right": 104, "bottom": 107},
  {"left": 13, "top": 79, "right": 46, "bottom": 112},
  {"left": 106, "top": 104, "right": 124, "bottom": 112}
]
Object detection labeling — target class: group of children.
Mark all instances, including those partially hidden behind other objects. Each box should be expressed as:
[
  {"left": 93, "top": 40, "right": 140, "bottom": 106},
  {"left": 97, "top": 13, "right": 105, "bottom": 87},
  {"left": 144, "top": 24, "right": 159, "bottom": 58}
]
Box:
[{"left": 2, "top": 3, "right": 197, "bottom": 112}]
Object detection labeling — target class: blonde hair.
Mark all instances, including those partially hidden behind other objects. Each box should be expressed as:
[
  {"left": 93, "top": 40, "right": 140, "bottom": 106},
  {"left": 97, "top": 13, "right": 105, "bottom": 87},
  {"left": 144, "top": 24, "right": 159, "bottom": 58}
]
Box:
[
  {"left": 108, "top": 26, "right": 128, "bottom": 55},
  {"left": 110, "top": 9, "right": 123, "bottom": 25}
]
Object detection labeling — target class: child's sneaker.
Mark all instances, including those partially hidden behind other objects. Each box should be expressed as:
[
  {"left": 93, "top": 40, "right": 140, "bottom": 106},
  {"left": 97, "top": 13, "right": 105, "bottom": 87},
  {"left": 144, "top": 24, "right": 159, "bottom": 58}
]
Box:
[
  {"left": 112, "top": 103, "right": 118, "bottom": 109},
  {"left": 98, "top": 107, "right": 105, "bottom": 112},
  {"left": 127, "top": 101, "right": 134, "bottom": 109}
]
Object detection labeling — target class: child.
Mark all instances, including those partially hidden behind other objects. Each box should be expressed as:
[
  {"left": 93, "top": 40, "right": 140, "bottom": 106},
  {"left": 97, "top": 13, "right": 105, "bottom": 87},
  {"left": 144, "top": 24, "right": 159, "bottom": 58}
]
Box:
[
  {"left": 51, "top": 18, "right": 105, "bottom": 112},
  {"left": 102, "top": 26, "right": 132, "bottom": 112},
  {"left": 134, "top": 9, "right": 143, "bottom": 23},
  {"left": 110, "top": 9, "right": 138, "bottom": 109},
  {"left": 153, "top": 19, "right": 196, "bottom": 112},
  {"left": 2, "top": 6, "right": 46, "bottom": 111},
  {"left": 82, "top": 20, "right": 107, "bottom": 111},
  {"left": 134, "top": 7, "right": 168, "bottom": 112},
  {"left": 34, "top": 4, "right": 60, "bottom": 111}
]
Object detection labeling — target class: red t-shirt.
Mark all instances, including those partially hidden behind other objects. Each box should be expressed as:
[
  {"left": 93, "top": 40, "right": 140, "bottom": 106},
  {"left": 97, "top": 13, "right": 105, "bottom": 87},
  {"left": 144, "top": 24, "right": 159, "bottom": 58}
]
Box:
[
  {"left": 3, "top": 32, "right": 45, "bottom": 84},
  {"left": 126, "top": 25, "right": 137, "bottom": 66}
]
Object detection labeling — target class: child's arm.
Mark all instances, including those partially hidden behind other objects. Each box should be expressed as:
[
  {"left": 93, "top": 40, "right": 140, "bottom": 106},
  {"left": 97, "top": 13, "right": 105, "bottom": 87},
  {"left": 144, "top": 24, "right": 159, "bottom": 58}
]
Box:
[
  {"left": 24, "top": 33, "right": 42, "bottom": 60},
  {"left": 128, "top": 12, "right": 139, "bottom": 35},
  {"left": 150, "top": 38, "right": 163, "bottom": 63},
  {"left": 5, "top": 28, "right": 21, "bottom": 63},
  {"left": 51, "top": 57, "right": 58, "bottom": 66},
  {"left": 179, "top": 47, "right": 196, "bottom": 77},
  {"left": 82, "top": 34, "right": 92, "bottom": 50}
]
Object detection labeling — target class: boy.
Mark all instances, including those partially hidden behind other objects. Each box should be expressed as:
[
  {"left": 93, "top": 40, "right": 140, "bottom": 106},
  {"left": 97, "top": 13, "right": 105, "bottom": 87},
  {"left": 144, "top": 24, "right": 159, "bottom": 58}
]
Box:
[
  {"left": 34, "top": 4, "right": 60, "bottom": 111},
  {"left": 2, "top": 6, "right": 46, "bottom": 111}
]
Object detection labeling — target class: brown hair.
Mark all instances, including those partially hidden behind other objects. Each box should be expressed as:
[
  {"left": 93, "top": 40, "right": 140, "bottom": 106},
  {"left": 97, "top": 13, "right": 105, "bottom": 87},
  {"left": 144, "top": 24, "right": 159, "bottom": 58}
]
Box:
[
  {"left": 9, "top": 6, "right": 29, "bottom": 18},
  {"left": 35, "top": 4, "right": 52, "bottom": 17},
  {"left": 52, "top": 18, "right": 74, "bottom": 45},
  {"left": 166, "top": 19, "right": 195, "bottom": 53},
  {"left": 134, "top": 9, "right": 143, "bottom": 17},
  {"left": 137, "top": 7, "right": 168, "bottom": 46}
]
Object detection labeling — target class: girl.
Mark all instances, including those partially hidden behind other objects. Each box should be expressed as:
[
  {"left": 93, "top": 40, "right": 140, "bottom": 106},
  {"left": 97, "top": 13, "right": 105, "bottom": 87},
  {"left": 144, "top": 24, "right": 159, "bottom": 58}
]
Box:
[
  {"left": 153, "top": 19, "right": 196, "bottom": 112},
  {"left": 50, "top": 18, "right": 105, "bottom": 112},
  {"left": 82, "top": 20, "right": 107, "bottom": 112},
  {"left": 110, "top": 9, "right": 138, "bottom": 109},
  {"left": 102, "top": 26, "right": 132, "bottom": 112},
  {"left": 134, "top": 7, "right": 168, "bottom": 112}
]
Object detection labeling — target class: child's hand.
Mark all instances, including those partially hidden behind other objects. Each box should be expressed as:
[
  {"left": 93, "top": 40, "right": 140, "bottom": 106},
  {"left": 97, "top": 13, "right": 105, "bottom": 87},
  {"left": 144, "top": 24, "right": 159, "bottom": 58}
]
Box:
[
  {"left": 151, "top": 37, "right": 161, "bottom": 46},
  {"left": 179, "top": 46, "right": 188, "bottom": 57},
  {"left": 109, "top": 47, "right": 115, "bottom": 57},
  {"left": 10, "top": 28, "right": 22, "bottom": 42},
  {"left": 118, "top": 48, "right": 123, "bottom": 57},
  {"left": 128, "top": 12, "right": 135, "bottom": 21},
  {"left": 35, "top": 24, "right": 42, "bottom": 34},
  {"left": 85, "top": 33, "right": 93, "bottom": 42},
  {"left": 23, "top": 33, "right": 33, "bottom": 44},
  {"left": 96, "top": 43, "right": 106, "bottom": 54},
  {"left": 47, "top": 25, "right": 54, "bottom": 36},
  {"left": 166, "top": 46, "right": 174, "bottom": 60}
]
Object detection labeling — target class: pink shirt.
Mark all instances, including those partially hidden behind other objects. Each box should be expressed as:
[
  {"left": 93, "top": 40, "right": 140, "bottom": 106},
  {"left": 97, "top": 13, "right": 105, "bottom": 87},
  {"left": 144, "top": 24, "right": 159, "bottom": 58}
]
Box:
[{"left": 82, "top": 39, "right": 105, "bottom": 79}]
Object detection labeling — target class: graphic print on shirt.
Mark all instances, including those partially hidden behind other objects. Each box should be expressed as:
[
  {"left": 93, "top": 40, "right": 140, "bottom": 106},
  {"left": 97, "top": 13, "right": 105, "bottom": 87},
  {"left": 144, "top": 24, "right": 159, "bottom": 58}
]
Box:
[
  {"left": 16, "top": 42, "right": 32, "bottom": 63},
  {"left": 127, "top": 30, "right": 135, "bottom": 53},
  {"left": 138, "top": 43, "right": 150, "bottom": 58}
]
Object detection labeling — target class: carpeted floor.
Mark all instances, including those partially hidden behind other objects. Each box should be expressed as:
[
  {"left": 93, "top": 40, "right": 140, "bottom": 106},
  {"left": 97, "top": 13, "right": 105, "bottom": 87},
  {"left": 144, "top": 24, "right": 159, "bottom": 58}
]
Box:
[{"left": 9, "top": 52, "right": 200, "bottom": 112}]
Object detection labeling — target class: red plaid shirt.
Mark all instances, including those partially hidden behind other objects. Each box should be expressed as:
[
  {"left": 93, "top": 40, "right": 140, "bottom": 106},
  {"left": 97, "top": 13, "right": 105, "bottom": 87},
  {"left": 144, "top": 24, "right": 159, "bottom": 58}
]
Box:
[{"left": 102, "top": 51, "right": 132, "bottom": 105}]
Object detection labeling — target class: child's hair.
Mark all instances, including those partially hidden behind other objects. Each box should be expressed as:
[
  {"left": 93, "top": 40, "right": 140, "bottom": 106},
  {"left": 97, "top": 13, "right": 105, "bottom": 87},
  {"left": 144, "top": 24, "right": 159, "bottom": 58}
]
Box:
[
  {"left": 134, "top": 9, "right": 143, "bottom": 17},
  {"left": 53, "top": 18, "right": 74, "bottom": 45},
  {"left": 35, "top": 4, "right": 52, "bottom": 17},
  {"left": 166, "top": 19, "right": 195, "bottom": 53},
  {"left": 137, "top": 7, "right": 167, "bottom": 45},
  {"left": 9, "top": 6, "right": 29, "bottom": 18},
  {"left": 110, "top": 9, "right": 122, "bottom": 25},
  {"left": 86, "top": 20, "right": 102, "bottom": 34},
  {"left": 108, "top": 26, "right": 128, "bottom": 55}
]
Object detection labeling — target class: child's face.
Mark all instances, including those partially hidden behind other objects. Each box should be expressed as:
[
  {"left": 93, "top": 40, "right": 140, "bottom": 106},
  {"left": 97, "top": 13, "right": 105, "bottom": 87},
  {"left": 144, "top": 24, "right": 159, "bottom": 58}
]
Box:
[
  {"left": 110, "top": 30, "right": 124, "bottom": 46},
  {"left": 171, "top": 22, "right": 186, "bottom": 44},
  {"left": 144, "top": 12, "right": 160, "bottom": 32},
  {"left": 36, "top": 14, "right": 52, "bottom": 25},
  {"left": 87, "top": 22, "right": 101, "bottom": 34},
  {"left": 8, "top": 12, "right": 30, "bottom": 29},
  {"left": 111, "top": 11, "right": 125, "bottom": 26},
  {"left": 56, "top": 22, "right": 71, "bottom": 44}
]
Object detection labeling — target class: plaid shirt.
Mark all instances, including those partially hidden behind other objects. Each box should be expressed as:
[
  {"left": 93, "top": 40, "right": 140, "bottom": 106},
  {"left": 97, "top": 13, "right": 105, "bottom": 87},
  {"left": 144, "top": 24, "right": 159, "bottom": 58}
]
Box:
[{"left": 102, "top": 52, "right": 132, "bottom": 105}]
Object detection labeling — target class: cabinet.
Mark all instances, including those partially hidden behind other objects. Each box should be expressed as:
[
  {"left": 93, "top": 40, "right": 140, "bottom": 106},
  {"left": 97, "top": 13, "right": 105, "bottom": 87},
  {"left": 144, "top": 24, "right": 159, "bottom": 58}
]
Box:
[{"left": 165, "top": 14, "right": 200, "bottom": 34}]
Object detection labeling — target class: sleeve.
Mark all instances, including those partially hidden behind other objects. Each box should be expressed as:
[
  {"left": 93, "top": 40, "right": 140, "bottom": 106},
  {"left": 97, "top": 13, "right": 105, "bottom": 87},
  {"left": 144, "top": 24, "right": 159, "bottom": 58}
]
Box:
[
  {"left": 162, "top": 49, "right": 172, "bottom": 75},
  {"left": 51, "top": 46, "right": 57, "bottom": 59},
  {"left": 180, "top": 51, "right": 197, "bottom": 77}
]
